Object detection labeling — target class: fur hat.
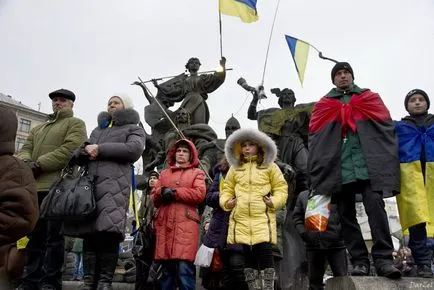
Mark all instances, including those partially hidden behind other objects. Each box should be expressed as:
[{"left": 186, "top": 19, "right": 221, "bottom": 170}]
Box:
[
  {"left": 110, "top": 93, "right": 134, "bottom": 109},
  {"left": 405, "top": 89, "right": 430, "bottom": 111},
  {"left": 331, "top": 62, "right": 354, "bottom": 82}
]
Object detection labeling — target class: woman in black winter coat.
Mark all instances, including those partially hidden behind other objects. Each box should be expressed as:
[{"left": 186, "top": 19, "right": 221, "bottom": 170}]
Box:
[{"left": 63, "top": 94, "right": 145, "bottom": 290}]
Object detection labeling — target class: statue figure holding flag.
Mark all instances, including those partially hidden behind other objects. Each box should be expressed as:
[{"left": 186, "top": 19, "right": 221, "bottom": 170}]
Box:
[{"left": 152, "top": 57, "right": 227, "bottom": 125}]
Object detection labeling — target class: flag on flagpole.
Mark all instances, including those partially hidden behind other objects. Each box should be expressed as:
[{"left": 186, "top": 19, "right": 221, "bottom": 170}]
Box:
[
  {"left": 129, "top": 167, "right": 140, "bottom": 227},
  {"left": 285, "top": 35, "right": 310, "bottom": 86},
  {"left": 219, "top": 0, "right": 259, "bottom": 23}
]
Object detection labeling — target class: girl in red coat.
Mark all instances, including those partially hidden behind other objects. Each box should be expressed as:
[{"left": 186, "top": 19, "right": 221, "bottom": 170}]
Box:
[{"left": 152, "top": 139, "right": 206, "bottom": 290}]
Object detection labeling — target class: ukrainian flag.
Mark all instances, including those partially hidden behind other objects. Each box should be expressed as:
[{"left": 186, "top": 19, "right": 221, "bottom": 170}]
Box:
[
  {"left": 395, "top": 121, "right": 434, "bottom": 236},
  {"left": 219, "top": 0, "right": 259, "bottom": 23},
  {"left": 129, "top": 166, "right": 140, "bottom": 227},
  {"left": 285, "top": 35, "right": 310, "bottom": 86}
]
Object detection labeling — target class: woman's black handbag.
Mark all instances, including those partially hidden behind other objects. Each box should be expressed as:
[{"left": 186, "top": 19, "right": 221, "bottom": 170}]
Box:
[
  {"left": 40, "top": 163, "right": 96, "bottom": 221},
  {"left": 132, "top": 222, "right": 155, "bottom": 259}
]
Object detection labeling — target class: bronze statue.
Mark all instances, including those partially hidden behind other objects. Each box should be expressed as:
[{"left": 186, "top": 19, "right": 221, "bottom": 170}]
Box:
[
  {"left": 132, "top": 81, "right": 175, "bottom": 140},
  {"left": 152, "top": 57, "right": 227, "bottom": 125},
  {"left": 224, "top": 115, "right": 241, "bottom": 139}
]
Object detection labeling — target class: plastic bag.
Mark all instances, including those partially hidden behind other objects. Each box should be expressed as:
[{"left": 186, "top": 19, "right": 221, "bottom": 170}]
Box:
[
  {"left": 194, "top": 244, "right": 215, "bottom": 267},
  {"left": 304, "top": 194, "right": 331, "bottom": 232}
]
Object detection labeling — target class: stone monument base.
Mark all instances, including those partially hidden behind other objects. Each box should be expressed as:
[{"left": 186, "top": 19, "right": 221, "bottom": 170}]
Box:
[{"left": 326, "top": 276, "right": 434, "bottom": 290}]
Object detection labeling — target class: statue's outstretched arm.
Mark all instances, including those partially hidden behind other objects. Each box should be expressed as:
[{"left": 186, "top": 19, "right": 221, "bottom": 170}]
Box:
[
  {"left": 132, "top": 81, "right": 154, "bottom": 105},
  {"left": 247, "top": 92, "right": 260, "bottom": 120}
]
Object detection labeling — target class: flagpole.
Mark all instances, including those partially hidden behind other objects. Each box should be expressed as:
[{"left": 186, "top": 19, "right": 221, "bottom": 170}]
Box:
[
  {"left": 218, "top": 1, "right": 223, "bottom": 58},
  {"left": 308, "top": 43, "right": 338, "bottom": 63},
  {"left": 260, "top": 0, "right": 281, "bottom": 86}
]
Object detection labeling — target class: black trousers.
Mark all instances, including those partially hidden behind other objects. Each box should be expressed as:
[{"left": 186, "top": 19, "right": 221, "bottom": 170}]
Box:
[
  {"left": 20, "top": 191, "right": 64, "bottom": 289},
  {"left": 409, "top": 223, "right": 432, "bottom": 266},
  {"left": 243, "top": 243, "right": 274, "bottom": 270},
  {"left": 338, "top": 181, "right": 394, "bottom": 268},
  {"left": 220, "top": 250, "right": 248, "bottom": 290},
  {"left": 82, "top": 232, "right": 120, "bottom": 254},
  {"left": 135, "top": 247, "right": 154, "bottom": 290},
  {"left": 307, "top": 249, "right": 347, "bottom": 290}
]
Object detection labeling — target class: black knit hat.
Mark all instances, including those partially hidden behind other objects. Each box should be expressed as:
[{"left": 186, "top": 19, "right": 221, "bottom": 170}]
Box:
[
  {"left": 331, "top": 62, "right": 354, "bottom": 82},
  {"left": 49, "top": 88, "right": 76, "bottom": 102},
  {"left": 405, "top": 89, "right": 430, "bottom": 111},
  {"left": 149, "top": 170, "right": 159, "bottom": 178}
]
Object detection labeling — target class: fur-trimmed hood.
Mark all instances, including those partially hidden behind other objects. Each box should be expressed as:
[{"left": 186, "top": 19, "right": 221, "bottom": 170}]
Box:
[
  {"left": 97, "top": 108, "right": 140, "bottom": 128},
  {"left": 225, "top": 128, "right": 277, "bottom": 167}
]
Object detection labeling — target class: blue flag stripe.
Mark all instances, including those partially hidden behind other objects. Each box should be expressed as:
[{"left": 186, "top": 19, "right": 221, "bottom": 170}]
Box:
[
  {"left": 396, "top": 121, "right": 434, "bottom": 163},
  {"left": 235, "top": 0, "right": 257, "bottom": 11},
  {"left": 285, "top": 35, "right": 299, "bottom": 73}
]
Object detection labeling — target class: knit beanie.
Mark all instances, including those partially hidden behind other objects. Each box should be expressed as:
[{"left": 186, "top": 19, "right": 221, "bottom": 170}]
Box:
[
  {"left": 404, "top": 89, "right": 430, "bottom": 111},
  {"left": 331, "top": 62, "right": 354, "bottom": 82},
  {"left": 110, "top": 93, "right": 134, "bottom": 109},
  {"left": 149, "top": 170, "right": 159, "bottom": 178}
]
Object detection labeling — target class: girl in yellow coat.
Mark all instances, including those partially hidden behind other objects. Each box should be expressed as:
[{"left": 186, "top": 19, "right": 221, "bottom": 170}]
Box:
[{"left": 220, "top": 128, "right": 288, "bottom": 290}]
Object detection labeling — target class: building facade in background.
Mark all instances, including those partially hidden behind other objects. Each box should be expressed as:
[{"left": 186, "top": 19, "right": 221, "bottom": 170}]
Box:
[{"left": 0, "top": 92, "right": 47, "bottom": 153}]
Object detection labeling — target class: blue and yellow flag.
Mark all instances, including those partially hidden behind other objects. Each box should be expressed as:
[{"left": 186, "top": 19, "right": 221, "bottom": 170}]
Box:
[
  {"left": 129, "top": 166, "right": 140, "bottom": 227},
  {"left": 395, "top": 121, "right": 434, "bottom": 236},
  {"left": 285, "top": 35, "right": 310, "bottom": 86},
  {"left": 219, "top": 0, "right": 259, "bottom": 23}
]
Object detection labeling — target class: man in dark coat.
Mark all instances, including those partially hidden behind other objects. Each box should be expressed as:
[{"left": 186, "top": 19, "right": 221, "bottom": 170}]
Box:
[
  {"left": 308, "top": 62, "right": 401, "bottom": 278},
  {"left": 0, "top": 106, "right": 38, "bottom": 288}
]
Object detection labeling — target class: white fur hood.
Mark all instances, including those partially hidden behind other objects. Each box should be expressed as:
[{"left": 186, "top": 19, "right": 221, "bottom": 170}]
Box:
[{"left": 224, "top": 128, "right": 277, "bottom": 167}]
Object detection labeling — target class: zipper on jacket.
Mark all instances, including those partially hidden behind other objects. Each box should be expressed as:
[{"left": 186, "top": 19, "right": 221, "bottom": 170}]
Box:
[
  {"left": 33, "top": 116, "right": 57, "bottom": 159},
  {"left": 232, "top": 207, "right": 237, "bottom": 243},
  {"left": 265, "top": 206, "right": 272, "bottom": 243},
  {"left": 249, "top": 158, "right": 253, "bottom": 246}
]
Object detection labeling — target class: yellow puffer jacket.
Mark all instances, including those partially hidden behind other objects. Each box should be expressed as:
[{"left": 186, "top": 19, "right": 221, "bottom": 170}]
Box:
[{"left": 220, "top": 128, "right": 288, "bottom": 246}]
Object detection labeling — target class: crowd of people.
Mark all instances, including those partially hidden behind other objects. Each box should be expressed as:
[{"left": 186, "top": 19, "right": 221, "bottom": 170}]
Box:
[{"left": 0, "top": 61, "right": 433, "bottom": 290}]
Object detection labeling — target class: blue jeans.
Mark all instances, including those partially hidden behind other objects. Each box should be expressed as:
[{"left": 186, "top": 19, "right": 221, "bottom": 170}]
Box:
[
  {"left": 161, "top": 260, "right": 195, "bottom": 290},
  {"left": 72, "top": 252, "right": 83, "bottom": 280},
  {"left": 409, "top": 223, "right": 433, "bottom": 266}
]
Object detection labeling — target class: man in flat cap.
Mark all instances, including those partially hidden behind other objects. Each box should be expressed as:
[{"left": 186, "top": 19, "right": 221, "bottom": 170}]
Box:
[
  {"left": 307, "top": 62, "right": 402, "bottom": 279},
  {"left": 17, "top": 89, "right": 87, "bottom": 290}
]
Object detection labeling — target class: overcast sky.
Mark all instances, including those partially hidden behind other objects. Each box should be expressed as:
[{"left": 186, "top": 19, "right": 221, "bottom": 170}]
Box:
[{"left": 1, "top": 0, "right": 433, "bottom": 138}]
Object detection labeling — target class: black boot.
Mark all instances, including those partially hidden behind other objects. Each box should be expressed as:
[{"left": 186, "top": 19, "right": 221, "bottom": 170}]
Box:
[
  {"left": 81, "top": 252, "right": 97, "bottom": 290},
  {"left": 96, "top": 253, "right": 119, "bottom": 290}
]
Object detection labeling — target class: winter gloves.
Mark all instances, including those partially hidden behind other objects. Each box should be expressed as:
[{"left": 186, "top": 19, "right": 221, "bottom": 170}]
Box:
[{"left": 161, "top": 187, "right": 176, "bottom": 205}]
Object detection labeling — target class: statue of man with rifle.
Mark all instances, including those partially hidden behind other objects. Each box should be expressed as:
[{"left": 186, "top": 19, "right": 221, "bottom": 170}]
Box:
[{"left": 151, "top": 56, "right": 227, "bottom": 125}]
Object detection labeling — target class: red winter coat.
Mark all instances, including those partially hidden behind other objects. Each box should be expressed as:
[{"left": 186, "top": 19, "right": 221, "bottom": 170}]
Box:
[{"left": 152, "top": 139, "right": 206, "bottom": 262}]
